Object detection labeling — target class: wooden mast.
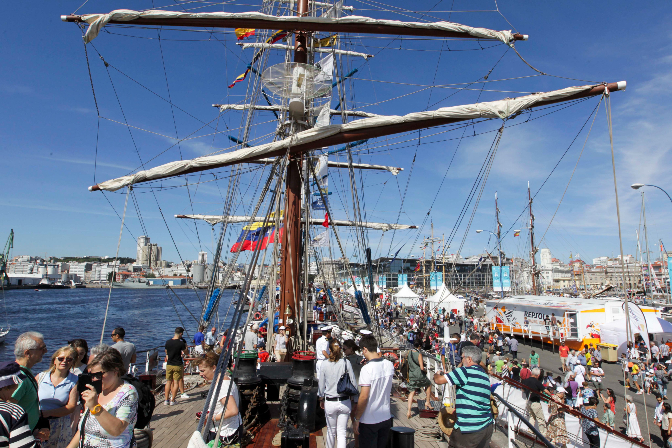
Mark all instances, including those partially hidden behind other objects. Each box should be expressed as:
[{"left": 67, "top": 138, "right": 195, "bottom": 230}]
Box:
[{"left": 279, "top": 0, "right": 309, "bottom": 343}]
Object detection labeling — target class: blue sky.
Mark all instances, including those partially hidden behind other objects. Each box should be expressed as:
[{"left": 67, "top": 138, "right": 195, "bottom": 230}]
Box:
[{"left": 2, "top": 1, "right": 671, "bottom": 267}]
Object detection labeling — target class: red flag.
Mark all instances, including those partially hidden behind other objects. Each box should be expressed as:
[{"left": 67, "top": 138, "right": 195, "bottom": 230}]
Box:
[{"left": 322, "top": 212, "right": 329, "bottom": 228}]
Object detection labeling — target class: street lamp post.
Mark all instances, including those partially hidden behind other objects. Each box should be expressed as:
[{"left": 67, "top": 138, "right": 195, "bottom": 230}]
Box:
[{"left": 476, "top": 229, "right": 519, "bottom": 300}]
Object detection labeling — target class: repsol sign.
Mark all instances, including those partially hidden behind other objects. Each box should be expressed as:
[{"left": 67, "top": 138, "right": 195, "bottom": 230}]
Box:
[{"left": 524, "top": 311, "right": 547, "bottom": 320}]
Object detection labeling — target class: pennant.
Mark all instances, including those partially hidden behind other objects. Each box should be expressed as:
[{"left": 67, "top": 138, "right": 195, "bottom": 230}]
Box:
[
  {"left": 390, "top": 244, "right": 405, "bottom": 264},
  {"left": 316, "top": 35, "right": 338, "bottom": 47},
  {"left": 514, "top": 231, "right": 520, "bottom": 237},
  {"left": 322, "top": 212, "right": 329, "bottom": 228},
  {"left": 228, "top": 67, "right": 251, "bottom": 88},
  {"left": 235, "top": 28, "right": 256, "bottom": 40},
  {"left": 267, "top": 30, "right": 288, "bottom": 44}
]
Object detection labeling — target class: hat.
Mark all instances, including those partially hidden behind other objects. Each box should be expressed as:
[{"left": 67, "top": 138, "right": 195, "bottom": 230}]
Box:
[
  {"left": 321, "top": 325, "right": 332, "bottom": 331},
  {"left": 495, "top": 351, "right": 501, "bottom": 355},
  {"left": 0, "top": 361, "right": 26, "bottom": 389},
  {"left": 556, "top": 386, "right": 567, "bottom": 394},
  {"left": 279, "top": 326, "right": 286, "bottom": 330},
  {"left": 360, "top": 329, "right": 372, "bottom": 335},
  {"left": 252, "top": 323, "right": 259, "bottom": 330}
]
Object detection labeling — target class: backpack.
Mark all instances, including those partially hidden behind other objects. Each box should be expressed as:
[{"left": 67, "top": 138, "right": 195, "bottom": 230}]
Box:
[{"left": 121, "top": 375, "right": 156, "bottom": 429}]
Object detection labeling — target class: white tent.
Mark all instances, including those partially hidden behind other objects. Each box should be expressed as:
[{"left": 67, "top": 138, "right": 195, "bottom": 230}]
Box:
[
  {"left": 425, "top": 283, "right": 465, "bottom": 314},
  {"left": 600, "top": 315, "right": 672, "bottom": 356},
  {"left": 393, "top": 284, "right": 419, "bottom": 307},
  {"left": 347, "top": 284, "right": 382, "bottom": 296}
]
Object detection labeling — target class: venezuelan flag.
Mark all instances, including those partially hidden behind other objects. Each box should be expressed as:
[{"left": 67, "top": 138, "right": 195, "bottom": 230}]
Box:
[
  {"left": 228, "top": 67, "right": 251, "bottom": 88},
  {"left": 235, "top": 28, "right": 256, "bottom": 40},
  {"left": 230, "top": 224, "right": 284, "bottom": 252},
  {"left": 267, "top": 30, "right": 288, "bottom": 44}
]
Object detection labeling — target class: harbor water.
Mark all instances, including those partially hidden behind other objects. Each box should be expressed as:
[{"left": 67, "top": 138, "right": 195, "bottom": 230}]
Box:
[{"left": 0, "top": 287, "right": 239, "bottom": 372}]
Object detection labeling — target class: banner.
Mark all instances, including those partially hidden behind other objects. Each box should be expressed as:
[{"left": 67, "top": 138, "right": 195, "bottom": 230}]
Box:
[
  {"left": 311, "top": 154, "right": 329, "bottom": 210},
  {"left": 398, "top": 274, "right": 408, "bottom": 286},
  {"left": 312, "top": 230, "right": 329, "bottom": 247},
  {"left": 430, "top": 272, "right": 442, "bottom": 290},
  {"left": 377, "top": 275, "right": 387, "bottom": 288},
  {"left": 492, "top": 266, "right": 511, "bottom": 292},
  {"left": 622, "top": 302, "right": 650, "bottom": 346}
]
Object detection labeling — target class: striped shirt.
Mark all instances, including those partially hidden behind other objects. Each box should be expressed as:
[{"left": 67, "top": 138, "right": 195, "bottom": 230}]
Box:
[
  {"left": 445, "top": 365, "right": 493, "bottom": 433},
  {"left": 0, "top": 402, "right": 36, "bottom": 448}
]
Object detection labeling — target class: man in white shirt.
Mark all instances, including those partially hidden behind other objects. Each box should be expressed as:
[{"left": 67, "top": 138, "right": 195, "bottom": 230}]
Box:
[
  {"left": 315, "top": 325, "right": 332, "bottom": 379},
  {"left": 573, "top": 363, "right": 586, "bottom": 387},
  {"left": 589, "top": 361, "right": 605, "bottom": 391},
  {"left": 353, "top": 334, "right": 394, "bottom": 448},
  {"left": 244, "top": 324, "right": 258, "bottom": 351}
]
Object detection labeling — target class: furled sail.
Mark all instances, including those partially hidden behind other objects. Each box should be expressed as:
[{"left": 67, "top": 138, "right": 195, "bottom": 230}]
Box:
[
  {"left": 239, "top": 43, "right": 373, "bottom": 59},
  {"left": 249, "top": 158, "right": 402, "bottom": 175},
  {"left": 89, "top": 82, "right": 625, "bottom": 192},
  {"left": 62, "top": 9, "right": 527, "bottom": 45},
  {"left": 175, "top": 214, "right": 416, "bottom": 231},
  {"left": 215, "top": 104, "right": 380, "bottom": 118}
]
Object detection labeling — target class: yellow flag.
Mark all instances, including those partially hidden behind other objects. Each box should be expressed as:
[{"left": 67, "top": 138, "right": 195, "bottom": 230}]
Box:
[{"left": 316, "top": 35, "right": 338, "bottom": 47}]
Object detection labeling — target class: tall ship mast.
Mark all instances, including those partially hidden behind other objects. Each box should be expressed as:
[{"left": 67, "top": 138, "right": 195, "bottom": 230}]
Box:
[{"left": 61, "top": 1, "right": 627, "bottom": 444}]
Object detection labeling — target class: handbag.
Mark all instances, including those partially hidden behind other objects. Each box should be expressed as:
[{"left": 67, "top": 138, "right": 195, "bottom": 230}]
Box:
[{"left": 337, "top": 359, "right": 359, "bottom": 396}]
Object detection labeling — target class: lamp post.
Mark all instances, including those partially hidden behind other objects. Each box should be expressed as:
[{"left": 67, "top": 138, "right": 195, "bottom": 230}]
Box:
[
  {"left": 476, "top": 229, "right": 519, "bottom": 300},
  {"left": 632, "top": 183, "right": 672, "bottom": 302}
]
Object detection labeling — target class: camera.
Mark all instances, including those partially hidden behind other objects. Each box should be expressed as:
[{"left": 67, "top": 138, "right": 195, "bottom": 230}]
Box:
[{"left": 77, "top": 372, "right": 103, "bottom": 395}]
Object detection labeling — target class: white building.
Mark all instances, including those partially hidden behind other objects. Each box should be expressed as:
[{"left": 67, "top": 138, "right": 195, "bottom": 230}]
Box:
[{"left": 136, "top": 236, "right": 162, "bottom": 267}]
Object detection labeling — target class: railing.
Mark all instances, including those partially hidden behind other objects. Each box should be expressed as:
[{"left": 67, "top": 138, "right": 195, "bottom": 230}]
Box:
[{"left": 491, "top": 392, "right": 556, "bottom": 448}]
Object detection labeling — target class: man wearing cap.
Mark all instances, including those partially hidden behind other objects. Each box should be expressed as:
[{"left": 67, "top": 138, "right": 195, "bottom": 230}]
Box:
[
  {"left": 274, "top": 326, "right": 288, "bottom": 362},
  {"left": 0, "top": 361, "right": 37, "bottom": 447},
  {"left": 12, "top": 331, "right": 49, "bottom": 442},
  {"left": 316, "top": 326, "right": 332, "bottom": 378},
  {"left": 244, "top": 324, "right": 259, "bottom": 351}
]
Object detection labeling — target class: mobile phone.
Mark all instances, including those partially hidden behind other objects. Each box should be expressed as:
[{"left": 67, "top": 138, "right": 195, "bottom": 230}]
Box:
[{"left": 78, "top": 372, "right": 103, "bottom": 395}]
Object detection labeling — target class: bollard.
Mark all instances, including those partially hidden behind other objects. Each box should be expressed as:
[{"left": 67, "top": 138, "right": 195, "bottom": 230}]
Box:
[{"left": 388, "top": 426, "right": 415, "bottom": 448}]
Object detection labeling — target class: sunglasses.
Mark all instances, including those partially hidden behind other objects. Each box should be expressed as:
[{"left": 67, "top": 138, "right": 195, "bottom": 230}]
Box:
[
  {"left": 90, "top": 372, "right": 104, "bottom": 379},
  {"left": 57, "top": 357, "right": 74, "bottom": 363}
]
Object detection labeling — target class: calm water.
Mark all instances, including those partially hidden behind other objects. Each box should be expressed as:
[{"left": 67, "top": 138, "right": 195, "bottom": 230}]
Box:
[{"left": 0, "top": 287, "right": 238, "bottom": 371}]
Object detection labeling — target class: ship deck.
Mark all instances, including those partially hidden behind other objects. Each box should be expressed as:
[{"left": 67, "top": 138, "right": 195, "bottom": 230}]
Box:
[{"left": 149, "top": 380, "right": 449, "bottom": 448}]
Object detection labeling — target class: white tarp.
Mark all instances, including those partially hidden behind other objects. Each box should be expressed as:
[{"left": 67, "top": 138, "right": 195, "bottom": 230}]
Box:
[
  {"left": 394, "top": 284, "right": 419, "bottom": 307},
  {"left": 175, "top": 214, "right": 415, "bottom": 230},
  {"left": 92, "top": 83, "right": 620, "bottom": 192},
  {"left": 244, "top": 157, "right": 401, "bottom": 174},
  {"left": 600, "top": 315, "right": 672, "bottom": 356},
  {"left": 75, "top": 9, "right": 518, "bottom": 45},
  {"left": 425, "top": 283, "right": 465, "bottom": 314},
  {"left": 493, "top": 379, "right": 636, "bottom": 448}
]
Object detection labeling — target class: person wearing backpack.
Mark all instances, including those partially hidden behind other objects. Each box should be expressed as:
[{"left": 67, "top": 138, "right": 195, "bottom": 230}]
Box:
[{"left": 318, "top": 339, "right": 356, "bottom": 448}]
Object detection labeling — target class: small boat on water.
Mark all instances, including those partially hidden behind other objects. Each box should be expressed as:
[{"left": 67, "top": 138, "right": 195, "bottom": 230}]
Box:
[{"left": 0, "top": 328, "right": 9, "bottom": 344}]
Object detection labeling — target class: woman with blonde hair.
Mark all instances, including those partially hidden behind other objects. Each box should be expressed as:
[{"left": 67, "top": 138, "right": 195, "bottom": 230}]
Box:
[
  {"left": 38, "top": 345, "right": 80, "bottom": 448},
  {"left": 318, "top": 339, "right": 356, "bottom": 448}
]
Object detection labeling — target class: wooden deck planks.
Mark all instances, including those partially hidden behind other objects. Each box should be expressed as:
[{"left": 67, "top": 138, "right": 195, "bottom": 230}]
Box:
[{"left": 150, "top": 384, "right": 447, "bottom": 448}]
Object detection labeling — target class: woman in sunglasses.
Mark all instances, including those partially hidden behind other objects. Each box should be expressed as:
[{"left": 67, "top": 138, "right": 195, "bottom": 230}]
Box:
[
  {"left": 37, "top": 345, "right": 80, "bottom": 448},
  {"left": 67, "top": 349, "right": 138, "bottom": 448}
]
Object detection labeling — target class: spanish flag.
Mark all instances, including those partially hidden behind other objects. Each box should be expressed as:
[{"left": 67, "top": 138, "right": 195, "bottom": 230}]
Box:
[
  {"left": 235, "top": 28, "right": 256, "bottom": 40},
  {"left": 514, "top": 231, "right": 520, "bottom": 237}
]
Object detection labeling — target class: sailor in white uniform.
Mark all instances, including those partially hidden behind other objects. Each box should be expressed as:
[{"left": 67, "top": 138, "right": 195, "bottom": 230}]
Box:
[
  {"left": 315, "top": 325, "right": 332, "bottom": 379},
  {"left": 359, "top": 329, "right": 381, "bottom": 353}
]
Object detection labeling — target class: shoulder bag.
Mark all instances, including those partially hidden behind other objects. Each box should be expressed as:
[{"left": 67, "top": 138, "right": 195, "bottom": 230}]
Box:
[{"left": 337, "top": 359, "right": 359, "bottom": 396}]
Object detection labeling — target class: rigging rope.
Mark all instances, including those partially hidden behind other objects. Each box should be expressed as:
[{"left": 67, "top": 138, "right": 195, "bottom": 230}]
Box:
[{"left": 100, "top": 187, "right": 131, "bottom": 345}]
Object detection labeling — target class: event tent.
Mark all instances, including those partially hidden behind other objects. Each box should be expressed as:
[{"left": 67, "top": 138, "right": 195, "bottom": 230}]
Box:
[
  {"left": 346, "top": 283, "right": 382, "bottom": 296},
  {"left": 600, "top": 314, "right": 672, "bottom": 355},
  {"left": 425, "top": 283, "right": 465, "bottom": 314},
  {"left": 393, "top": 284, "right": 419, "bottom": 307}
]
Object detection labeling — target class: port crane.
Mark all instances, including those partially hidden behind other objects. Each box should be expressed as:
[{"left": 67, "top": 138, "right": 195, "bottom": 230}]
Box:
[{"left": 1, "top": 229, "right": 13, "bottom": 287}]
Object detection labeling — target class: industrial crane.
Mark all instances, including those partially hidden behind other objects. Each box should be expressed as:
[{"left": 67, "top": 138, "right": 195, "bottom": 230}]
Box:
[{"left": 1, "top": 229, "right": 13, "bottom": 287}]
